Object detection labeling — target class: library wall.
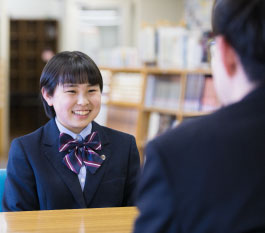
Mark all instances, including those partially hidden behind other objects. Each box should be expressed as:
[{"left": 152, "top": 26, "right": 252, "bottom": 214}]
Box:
[
  {"left": 0, "top": 60, "right": 8, "bottom": 158},
  {"left": 137, "top": 0, "right": 184, "bottom": 25},
  {"left": 7, "top": 0, "right": 62, "bottom": 19},
  {"left": 0, "top": 0, "right": 217, "bottom": 162},
  {"left": 0, "top": 62, "right": 4, "bottom": 155},
  {"left": 0, "top": 0, "right": 9, "bottom": 159}
]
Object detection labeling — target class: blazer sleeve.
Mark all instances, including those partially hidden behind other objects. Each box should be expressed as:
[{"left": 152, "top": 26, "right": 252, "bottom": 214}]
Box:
[
  {"left": 133, "top": 140, "right": 177, "bottom": 233},
  {"left": 123, "top": 136, "right": 140, "bottom": 206},
  {"left": 2, "top": 138, "right": 40, "bottom": 211}
]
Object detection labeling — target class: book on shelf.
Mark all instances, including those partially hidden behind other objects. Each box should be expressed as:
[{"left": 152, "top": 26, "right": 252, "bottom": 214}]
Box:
[
  {"left": 186, "top": 30, "right": 205, "bottom": 69},
  {"left": 145, "top": 75, "right": 181, "bottom": 110},
  {"left": 145, "top": 75, "right": 156, "bottom": 107},
  {"left": 200, "top": 77, "right": 220, "bottom": 111},
  {"left": 138, "top": 26, "right": 156, "bottom": 64},
  {"left": 141, "top": 26, "right": 208, "bottom": 69},
  {"left": 146, "top": 112, "right": 160, "bottom": 140},
  {"left": 147, "top": 112, "right": 178, "bottom": 140},
  {"left": 109, "top": 47, "right": 141, "bottom": 68},
  {"left": 183, "top": 75, "right": 220, "bottom": 112},
  {"left": 183, "top": 74, "right": 205, "bottom": 111},
  {"left": 157, "top": 27, "right": 188, "bottom": 69},
  {"left": 110, "top": 72, "right": 143, "bottom": 103}
]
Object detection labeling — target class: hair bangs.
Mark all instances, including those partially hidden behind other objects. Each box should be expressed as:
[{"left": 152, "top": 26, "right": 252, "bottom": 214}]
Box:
[{"left": 56, "top": 56, "right": 103, "bottom": 91}]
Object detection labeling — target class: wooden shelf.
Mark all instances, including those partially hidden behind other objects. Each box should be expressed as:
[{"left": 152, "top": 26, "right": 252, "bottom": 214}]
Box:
[
  {"left": 137, "top": 140, "right": 147, "bottom": 149},
  {"left": 143, "top": 106, "right": 181, "bottom": 115},
  {"left": 145, "top": 67, "right": 211, "bottom": 75},
  {"left": 143, "top": 107, "right": 210, "bottom": 117},
  {"left": 107, "top": 101, "right": 140, "bottom": 109},
  {"left": 100, "top": 67, "right": 142, "bottom": 73},
  {"left": 182, "top": 111, "right": 211, "bottom": 117},
  {"left": 100, "top": 66, "right": 211, "bottom": 76},
  {"left": 100, "top": 66, "right": 218, "bottom": 161}
]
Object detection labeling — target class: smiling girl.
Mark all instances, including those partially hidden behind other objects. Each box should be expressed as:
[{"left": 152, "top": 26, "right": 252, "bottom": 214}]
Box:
[{"left": 3, "top": 51, "right": 140, "bottom": 211}]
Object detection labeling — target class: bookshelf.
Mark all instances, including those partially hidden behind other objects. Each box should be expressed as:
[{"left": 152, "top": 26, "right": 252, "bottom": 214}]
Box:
[
  {"left": 9, "top": 19, "right": 58, "bottom": 139},
  {"left": 100, "top": 66, "right": 219, "bottom": 160}
]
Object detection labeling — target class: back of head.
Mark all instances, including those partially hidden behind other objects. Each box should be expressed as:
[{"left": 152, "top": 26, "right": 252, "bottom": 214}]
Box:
[{"left": 212, "top": 0, "right": 265, "bottom": 85}]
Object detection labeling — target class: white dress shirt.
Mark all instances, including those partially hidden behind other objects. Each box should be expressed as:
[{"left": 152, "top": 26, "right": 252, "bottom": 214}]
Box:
[{"left": 55, "top": 117, "right": 92, "bottom": 191}]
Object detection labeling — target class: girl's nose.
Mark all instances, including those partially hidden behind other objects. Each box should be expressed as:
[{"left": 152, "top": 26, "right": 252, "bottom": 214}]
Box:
[{"left": 77, "top": 94, "right": 89, "bottom": 105}]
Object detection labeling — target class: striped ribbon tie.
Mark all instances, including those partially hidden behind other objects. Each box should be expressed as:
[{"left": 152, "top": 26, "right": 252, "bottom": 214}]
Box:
[{"left": 59, "top": 132, "right": 103, "bottom": 174}]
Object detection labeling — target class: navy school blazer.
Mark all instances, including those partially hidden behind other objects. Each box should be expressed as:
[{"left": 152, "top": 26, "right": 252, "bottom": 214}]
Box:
[
  {"left": 3, "top": 119, "right": 140, "bottom": 211},
  {"left": 133, "top": 87, "right": 265, "bottom": 233}
]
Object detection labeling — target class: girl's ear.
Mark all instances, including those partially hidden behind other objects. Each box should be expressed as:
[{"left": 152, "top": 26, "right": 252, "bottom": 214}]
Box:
[{"left": 41, "top": 87, "right": 53, "bottom": 106}]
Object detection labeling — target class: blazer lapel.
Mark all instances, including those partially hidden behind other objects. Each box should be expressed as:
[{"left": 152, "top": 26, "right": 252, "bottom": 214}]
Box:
[
  {"left": 83, "top": 121, "right": 111, "bottom": 206},
  {"left": 42, "top": 119, "right": 86, "bottom": 208}
]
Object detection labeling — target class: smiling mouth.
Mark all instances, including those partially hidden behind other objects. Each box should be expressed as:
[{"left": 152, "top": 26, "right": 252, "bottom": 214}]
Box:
[{"left": 73, "top": 110, "right": 90, "bottom": 116}]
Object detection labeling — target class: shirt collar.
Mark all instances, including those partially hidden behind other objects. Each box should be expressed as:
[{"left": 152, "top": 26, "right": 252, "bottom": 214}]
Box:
[{"left": 55, "top": 117, "right": 92, "bottom": 139}]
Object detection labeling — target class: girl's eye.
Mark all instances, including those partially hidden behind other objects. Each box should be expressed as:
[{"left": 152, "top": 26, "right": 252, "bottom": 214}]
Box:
[
  {"left": 88, "top": 89, "right": 96, "bottom": 92},
  {"left": 66, "top": 90, "right": 76, "bottom": 93}
]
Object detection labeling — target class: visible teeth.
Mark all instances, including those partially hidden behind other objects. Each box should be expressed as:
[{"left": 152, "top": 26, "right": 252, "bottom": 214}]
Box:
[{"left": 74, "top": 111, "right": 89, "bottom": 116}]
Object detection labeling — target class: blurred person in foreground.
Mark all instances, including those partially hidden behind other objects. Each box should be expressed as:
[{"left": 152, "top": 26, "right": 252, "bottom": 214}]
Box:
[{"left": 133, "top": 0, "right": 265, "bottom": 232}]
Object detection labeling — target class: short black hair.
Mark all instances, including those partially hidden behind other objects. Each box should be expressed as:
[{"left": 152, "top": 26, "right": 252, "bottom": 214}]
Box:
[
  {"left": 40, "top": 51, "right": 103, "bottom": 119},
  {"left": 212, "top": 0, "right": 265, "bottom": 85}
]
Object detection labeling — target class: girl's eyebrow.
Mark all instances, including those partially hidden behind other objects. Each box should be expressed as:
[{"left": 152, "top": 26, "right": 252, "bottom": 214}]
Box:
[
  {"left": 62, "top": 83, "right": 98, "bottom": 87},
  {"left": 87, "top": 84, "right": 99, "bottom": 87},
  {"left": 63, "top": 84, "right": 77, "bottom": 87}
]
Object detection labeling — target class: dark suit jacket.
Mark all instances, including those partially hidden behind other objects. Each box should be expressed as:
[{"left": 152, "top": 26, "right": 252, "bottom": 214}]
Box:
[
  {"left": 3, "top": 119, "right": 140, "bottom": 211},
  {"left": 134, "top": 87, "right": 265, "bottom": 233}
]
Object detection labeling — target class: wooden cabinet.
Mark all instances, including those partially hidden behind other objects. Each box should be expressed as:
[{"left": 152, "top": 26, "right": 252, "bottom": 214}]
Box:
[
  {"left": 100, "top": 67, "right": 219, "bottom": 161},
  {"left": 9, "top": 19, "right": 58, "bottom": 139}
]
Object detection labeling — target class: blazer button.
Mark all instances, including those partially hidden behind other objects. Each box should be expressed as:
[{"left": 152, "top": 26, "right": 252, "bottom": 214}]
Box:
[{"left": 101, "top": 154, "right": 106, "bottom": 160}]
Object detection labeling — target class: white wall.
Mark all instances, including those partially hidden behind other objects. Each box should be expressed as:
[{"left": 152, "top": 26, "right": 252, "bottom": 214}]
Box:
[
  {"left": 7, "top": 0, "right": 63, "bottom": 19},
  {"left": 0, "top": 0, "right": 9, "bottom": 59},
  {"left": 0, "top": 0, "right": 9, "bottom": 154},
  {"left": 4, "top": 0, "right": 185, "bottom": 51},
  {"left": 67, "top": 0, "right": 134, "bottom": 49},
  {"left": 137, "top": 0, "right": 183, "bottom": 25}
]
